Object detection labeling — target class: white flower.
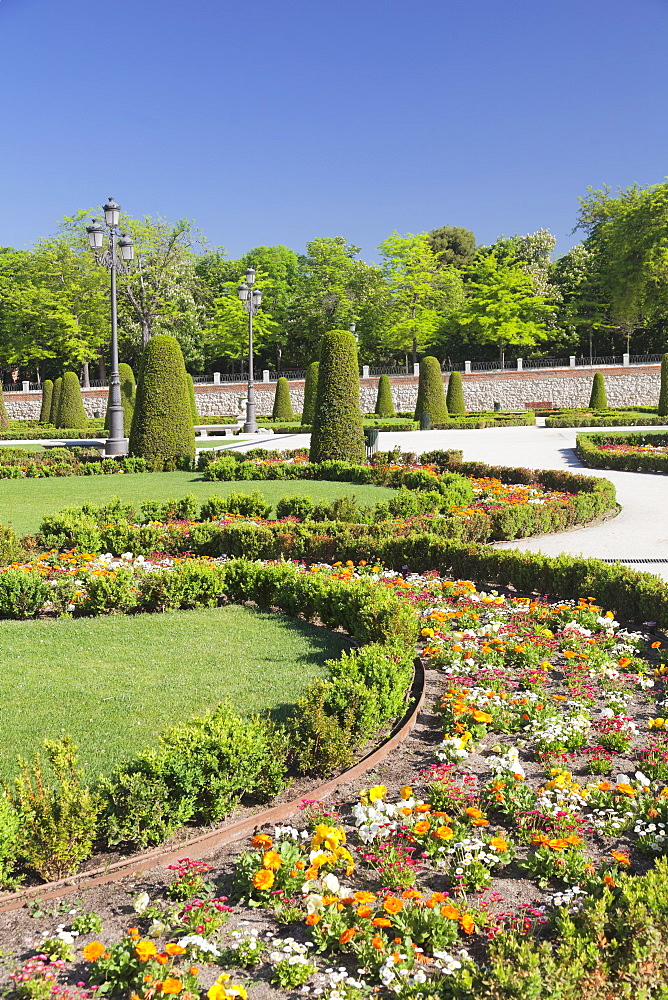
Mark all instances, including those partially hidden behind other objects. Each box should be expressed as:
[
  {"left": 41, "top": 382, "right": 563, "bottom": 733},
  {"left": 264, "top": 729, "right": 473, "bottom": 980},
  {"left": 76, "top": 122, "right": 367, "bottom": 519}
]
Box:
[{"left": 133, "top": 891, "right": 150, "bottom": 914}]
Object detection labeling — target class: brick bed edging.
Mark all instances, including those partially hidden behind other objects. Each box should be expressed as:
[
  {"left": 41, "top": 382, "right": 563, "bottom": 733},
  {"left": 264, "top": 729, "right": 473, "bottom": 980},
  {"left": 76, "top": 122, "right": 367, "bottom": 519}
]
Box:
[{"left": 0, "top": 659, "right": 426, "bottom": 913}]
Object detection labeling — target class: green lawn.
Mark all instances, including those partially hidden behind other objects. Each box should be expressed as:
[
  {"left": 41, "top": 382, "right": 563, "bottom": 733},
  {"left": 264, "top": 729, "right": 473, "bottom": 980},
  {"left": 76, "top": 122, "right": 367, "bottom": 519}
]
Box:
[
  {"left": 0, "top": 605, "right": 348, "bottom": 781},
  {"left": 0, "top": 471, "right": 395, "bottom": 535}
]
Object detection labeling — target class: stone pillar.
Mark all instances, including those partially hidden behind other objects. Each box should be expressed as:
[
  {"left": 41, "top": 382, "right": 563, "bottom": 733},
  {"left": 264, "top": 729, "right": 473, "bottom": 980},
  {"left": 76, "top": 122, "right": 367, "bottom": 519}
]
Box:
[
  {"left": 623, "top": 353, "right": 630, "bottom": 366},
  {"left": 464, "top": 361, "right": 471, "bottom": 373},
  {"left": 413, "top": 363, "right": 420, "bottom": 376},
  {"left": 213, "top": 372, "right": 221, "bottom": 384},
  {"left": 517, "top": 358, "right": 523, "bottom": 371},
  {"left": 22, "top": 381, "right": 30, "bottom": 392},
  {"left": 362, "top": 365, "right": 369, "bottom": 378},
  {"left": 569, "top": 356, "right": 576, "bottom": 368},
  {"left": 262, "top": 370, "right": 270, "bottom": 382}
]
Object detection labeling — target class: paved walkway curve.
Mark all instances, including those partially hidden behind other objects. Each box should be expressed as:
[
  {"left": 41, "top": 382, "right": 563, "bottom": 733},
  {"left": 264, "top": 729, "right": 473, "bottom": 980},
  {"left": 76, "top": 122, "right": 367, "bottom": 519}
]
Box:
[{"left": 227, "top": 424, "right": 668, "bottom": 582}]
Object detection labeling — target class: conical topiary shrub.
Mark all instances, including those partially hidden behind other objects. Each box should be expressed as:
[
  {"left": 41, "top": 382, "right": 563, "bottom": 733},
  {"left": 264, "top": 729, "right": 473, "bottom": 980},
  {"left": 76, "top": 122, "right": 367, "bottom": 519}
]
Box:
[
  {"left": 50, "top": 377, "right": 62, "bottom": 425},
  {"left": 272, "top": 377, "right": 294, "bottom": 420},
  {"left": 446, "top": 371, "right": 466, "bottom": 415},
  {"left": 57, "top": 372, "right": 87, "bottom": 428},
  {"left": 129, "top": 334, "right": 195, "bottom": 468},
  {"left": 302, "top": 362, "right": 319, "bottom": 425},
  {"left": 104, "top": 363, "right": 136, "bottom": 435},
  {"left": 187, "top": 374, "right": 199, "bottom": 423},
  {"left": 589, "top": 372, "right": 607, "bottom": 411},
  {"left": 39, "top": 380, "right": 53, "bottom": 423},
  {"left": 0, "top": 390, "right": 8, "bottom": 431},
  {"left": 659, "top": 352, "right": 668, "bottom": 417},
  {"left": 413, "top": 357, "right": 448, "bottom": 423},
  {"left": 310, "top": 331, "right": 365, "bottom": 464},
  {"left": 374, "top": 374, "right": 395, "bottom": 417}
]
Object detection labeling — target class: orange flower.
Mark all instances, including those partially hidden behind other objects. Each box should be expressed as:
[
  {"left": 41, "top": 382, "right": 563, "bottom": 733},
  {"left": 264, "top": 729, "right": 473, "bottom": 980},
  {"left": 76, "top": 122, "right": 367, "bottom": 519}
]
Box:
[
  {"left": 252, "top": 834, "right": 273, "bottom": 849},
  {"left": 160, "top": 978, "right": 183, "bottom": 995},
  {"left": 603, "top": 875, "right": 616, "bottom": 888},
  {"left": 354, "top": 891, "right": 376, "bottom": 902},
  {"left": 402, "top": 889, "right": 422, "bottom": 899},
  {"left": 383, "top": 897, "right": 404, "bottom": 914},
  {"left": 156, "top": 954, "right": 169, "bottom": 965},
  {"left": 372, "top": 917, "right": 392, "bottom": 927},
  {"left": 189, "top": 968, "right": 199, "bottom": 976},
  {"left": 459, "top": 913, "right": 475, "bottom": 934},
  {"left": 434, "top": 825, "right": 454, "bottom": 840},
  {"left": 616, "top": 783, "right": 636, "bottom": 797},
  {"left": 305, "top": 913, "right": 322, "bottom": 925},
  {"left": 253, "top": 869, "right": 275, "bottom": 890},
  {"left": 441, "top": 904, "right": 460, "bottom": 920},
  {"left": 83, "top": 942, "right": 106, "bottom": 962},
  {"left": 611, "top": 850, "right": 631, "bottom": 866},
  {"left": 262, "top": 850, "right": 283, "bottom": 870},
  {"left": 471, "top": 709, "right": 492, "bottom": 723},
  {"left": 339, "top": 928, "right": 357, "bottom": 945},
  {"left": 165, "top": 944, "right": 186, "bottom": 956},
  {"left": 618, "top": 657, "right": 631, "bottom": 668},
  {"left": 371, "top": 935, "right": 385, "bottom": 951},
  {"left": 304, "top": 866, "right": 319, "bottom": 881},
  {"left": 136, "top": 941, "right": 158, "bottom": 962},
  {"left": 598, "top": 781, "right": 612, "bottom": 791},
  {"left": 566, "top": 835, "right": 583, "bottom": 846},
  {"left": 546, "top": 838, "right": 570, "bottom": 850},
  {"left": 127, "top": 928, "right": 140, "bottom": 939},
  {"left": 357, "top": 905, "right": 372, "bottom": 918},
  {"left": 465, "top": 807, "right": 484, "bottom": 819},
  {"left": 489, "top": 837, "right": 508, "bottom": 852},
  {"left": 413, "top": 820, "right": 431, "bottom": 834},
  {"left": 415, "top": 803, "right": 432, "bottom": 813},
  {"left": 471, "top": 818, "right": 489, "bottom": 826}
]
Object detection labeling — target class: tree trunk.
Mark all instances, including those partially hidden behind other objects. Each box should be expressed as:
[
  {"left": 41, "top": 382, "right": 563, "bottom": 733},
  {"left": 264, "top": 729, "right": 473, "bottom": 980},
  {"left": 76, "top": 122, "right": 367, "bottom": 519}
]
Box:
[
  {"left": 81, "top": 362, "right": 90, "bottom": 388},
  {"left": 404, "top": 353, "right": 409, "bottom": 375},
  {"left": 276, "top": 346, "right": 282, "bottom": 374},
  {"left": 412, "top": 336, "right": 418, "bottom": 367},
  {"left": 98, "top": 355, "right": 107, "bottom": 381},
  {"left": 141, "top": 320, "right": 151, "bottom": 346},
  {"left": 499, "top": 342, "right": 505, "bottom": 368}
]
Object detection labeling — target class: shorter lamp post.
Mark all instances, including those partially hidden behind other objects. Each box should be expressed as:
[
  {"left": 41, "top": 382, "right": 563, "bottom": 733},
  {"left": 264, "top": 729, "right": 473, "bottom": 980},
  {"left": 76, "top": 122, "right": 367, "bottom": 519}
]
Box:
[
  {"left": 349, "top": 321, "right": 358, "bottom": 343},
  {"left": 237, "top": 267, "right": 262, "bottom": 434},
  {"left": 86, "top": 198, "right": 134, "bottom": 456}
]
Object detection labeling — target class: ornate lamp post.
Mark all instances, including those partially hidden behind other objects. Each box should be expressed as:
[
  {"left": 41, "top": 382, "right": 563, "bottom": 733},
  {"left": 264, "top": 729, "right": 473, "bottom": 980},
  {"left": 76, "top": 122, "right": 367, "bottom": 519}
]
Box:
[
  {"left": 349, "top": 321, "right": 358, "bottom": 342},
  {"left": 86, "top": 198, "right": 134, "bottom": 456},
  {"left": 237, "top": 267, "right": 262, "bottom": 434}
]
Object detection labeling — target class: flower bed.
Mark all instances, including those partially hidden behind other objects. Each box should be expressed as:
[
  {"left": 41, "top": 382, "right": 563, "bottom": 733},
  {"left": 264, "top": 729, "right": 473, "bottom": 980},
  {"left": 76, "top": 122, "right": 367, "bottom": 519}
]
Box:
[
  {"left": 546, "top": 409, "right": 668, "bottom": 428},
  {"left": 5, "top": 573, "right": 668, "bottom": 997},
  {"left": 0, "top": 446, "right": 149, "bottom": 478},
  {"left": 577, "top": 431, "right": 668, "bottom": 473}
]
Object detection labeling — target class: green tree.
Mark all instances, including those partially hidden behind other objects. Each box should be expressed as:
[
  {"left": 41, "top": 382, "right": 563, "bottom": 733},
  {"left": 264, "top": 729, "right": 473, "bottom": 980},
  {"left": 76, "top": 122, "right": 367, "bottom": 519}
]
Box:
[
  {"left": 203, "top": 267, "right": 278, "bottom": 373},
  {"left": 57, "top": 372, "right": 87, "bottom": 428},
  {"left": 272, "top": 377, "right": 294, "bottom": 420},
  {"left": 589, "top": 372, "right": 607, "bottom": 410},
  {"left": 374, "top": 374, "right": 395, "bottom": 417},
  {"left": 413, "top": 357, "right": 448, "bottom": 423},
  {"left": 187, "top": 374, "right": 198, "bottom": 423},
  {"left": 659, "top": 353, "right": 668, "bottom": 417},
  {"left": 455, "top": 252, "right": 552, "bottom": 366},
  {"left": 310, "top": 331, "right": 365, "bottom": 464},
  {"left": 427, "top": 226, "right": 476, "bottom": 268},
  {"left": 302, "top": 362, "right": 319, "bottom": 425},
  {"left": 0, "top": 391, "right": 8, "bottom": 431},
  {"left": 39, "top": 380, "right": 53, "bottom": 423},
  {"left": 129, "top": 335, "right": 194, "bottom": 468},
  {"left": 50, "top": 378, "right": 62, "bottom": 425},
  {"left": 446, "top": 371, "right": 466, "bottom": 415}
]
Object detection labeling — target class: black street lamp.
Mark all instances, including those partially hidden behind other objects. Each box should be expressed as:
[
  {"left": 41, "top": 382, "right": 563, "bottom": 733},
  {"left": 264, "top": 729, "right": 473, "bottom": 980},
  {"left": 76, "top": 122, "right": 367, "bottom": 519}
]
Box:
[
  {"left": 86, "top": 198, "right": 134, "bottom": 455},
  {"left": 237, "top": 267, "right": 262, "bottom": 434},
  {"left": 349, "top": 321, "right": 358, "bottom": 343}
]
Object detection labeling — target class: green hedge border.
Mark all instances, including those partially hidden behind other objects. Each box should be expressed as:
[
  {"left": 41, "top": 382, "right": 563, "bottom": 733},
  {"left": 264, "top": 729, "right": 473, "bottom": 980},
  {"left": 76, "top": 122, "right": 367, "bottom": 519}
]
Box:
[
  {"left": 577, "top": 431, "right": 668, "bottom": 473},
  {"left": 547, "top": 412, "right": 668, "bottom": 428}
]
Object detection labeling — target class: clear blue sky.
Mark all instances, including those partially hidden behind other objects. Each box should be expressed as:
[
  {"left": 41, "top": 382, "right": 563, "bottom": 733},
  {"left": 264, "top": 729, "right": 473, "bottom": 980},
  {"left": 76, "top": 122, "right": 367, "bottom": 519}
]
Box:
[{"left": 1, "top": 0, "right": 667, "bottom": 262}]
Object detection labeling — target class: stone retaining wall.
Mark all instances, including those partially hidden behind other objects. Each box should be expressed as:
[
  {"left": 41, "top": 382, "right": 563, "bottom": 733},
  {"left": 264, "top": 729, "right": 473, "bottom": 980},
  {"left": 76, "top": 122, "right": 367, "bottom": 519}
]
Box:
[{"left": 3, "top": 365, "right": 661, "bottom": 420}]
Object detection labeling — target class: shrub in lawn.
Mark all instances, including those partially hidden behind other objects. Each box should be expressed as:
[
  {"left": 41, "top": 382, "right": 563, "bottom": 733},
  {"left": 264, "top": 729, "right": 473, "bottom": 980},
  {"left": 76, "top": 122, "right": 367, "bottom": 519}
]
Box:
[
  {"left": 105, "top": 363, "right": 136, "bottom": 435},
  {"left": 589, "top": 371, "right": 607, "bottom": 410},
  {"left": 56, "top": 371, "right": 87, "bottom": 428},
  {"left": 0, "top": 391, "right": 9, "bottom": 433},
  {"left": 0, "top": 794, "right": 20, "bottom": 889},
  {"left": 0, "top": 524, "right": 27, "bottom": 566},
  {"left": 39, "top": 379, "right": 53, "bottom": 423},
  {"left": 272, "top": 376, "right": 294, "bottom": 420},
  {"left": 285, "top": 679, "right": 356, "bottom": 775},
  {"left": 8, "top": 737, "right": 99, "bottom": 880},
  {"left": 310, "top": 330, "right": 365, "bottom": 464},
  {"left": 0, "top": 567, "right": 53, "bottom": 617},
  {"left": 129, "top": 334, "right": 195, "bottom": 469},
  {"left": 374, "top": 373, "right": 395, "bottom": 416},
  {"left": 385, "top": 486, "right": 448, "bottom": 518},
  {"left": 222, "top": 490, "right": 273, "bottom": 519},
  {"left": 659, "top": 352, "right": 668, "bottom": 417},
  {"left": 445, "top": 370, "right": 466, "bottom": 415},
  {"left": 302, "top": 361, "right": 319, "bottom": 425},
  {"left": 275, "top": 495, "right": 316, "bottom": 520},
  {"left": 49, "top": 377, "right": 62, "bottom": 425},
  {"left": 413, "top": 356, "right": 448, "bottom": 422},
  {"left": 38, "top": 510, "right": 102, "bottom": 552},
  {"left": 78, "top": 566, "right": 140, "bottom": 615},
  {"left": 137, "top": 559, "right": 227, "bottom": 612}
]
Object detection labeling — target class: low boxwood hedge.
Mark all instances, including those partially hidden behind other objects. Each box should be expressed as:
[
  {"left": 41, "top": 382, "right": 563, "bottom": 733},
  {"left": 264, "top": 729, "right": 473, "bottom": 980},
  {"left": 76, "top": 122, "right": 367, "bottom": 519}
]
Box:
[
  {"left": 546, "top": 411, "right": 668, "bottom": 428},
  {"left": 577, "top": 431, "right": 668, "bottom": 473}
]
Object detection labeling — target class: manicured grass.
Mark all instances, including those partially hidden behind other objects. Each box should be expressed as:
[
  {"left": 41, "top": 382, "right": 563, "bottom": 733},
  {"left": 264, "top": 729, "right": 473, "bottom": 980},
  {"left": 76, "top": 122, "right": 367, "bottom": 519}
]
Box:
[
  {"left": 0, "top": 471, "right": 395, "bottom": 535},
  {"left": 0, "top": 605, "right": 348, "bottom": 781}
]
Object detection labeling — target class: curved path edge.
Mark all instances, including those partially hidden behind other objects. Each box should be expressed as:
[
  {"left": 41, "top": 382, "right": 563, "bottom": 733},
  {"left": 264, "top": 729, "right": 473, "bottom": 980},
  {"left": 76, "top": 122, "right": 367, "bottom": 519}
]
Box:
[{"left": 0, "top": 659, "right": 426, "bottom": 914}]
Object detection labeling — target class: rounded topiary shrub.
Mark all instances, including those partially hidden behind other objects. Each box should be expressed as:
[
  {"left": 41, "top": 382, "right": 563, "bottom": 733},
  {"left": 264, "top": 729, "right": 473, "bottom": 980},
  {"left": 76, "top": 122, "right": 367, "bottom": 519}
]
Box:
[
  {"left": 589, "top": 372, "right": 607, "bottom": 411},
  {"left": 413, "top": 357, "right": 448, "bottom": 423},
  {"left": 445, "top": 370, "right": 466, "bottom": 415},
  {"left": 272, "top": 377, "right": 294, "bottom": 420},
  {"left": 187, "top": 374, "right": 199, "bottom": 423},
  {"left": 39, "top": 379, "right": 53, "bottom": 423},
  {"left": 375, "top": 374, "right": 395, "bottom": 417},
  {"left": 50, "top": 377, "right": 62, "bottom": 425},
  {"left": 310, "top": 331, "right": 365, "bottom": 464},
  {"left": 659, "top": 352, "right": 668, "bottom": 417},
  {"left": 129, "top": 334, "right": 195, "bottom": 468},
  {"left": 302, "top": 362, "right": 319, "bottom": 425},
  {"left": 105, "top": 363, "right": 136, "bottom": 436},
  {"left": 0, "top": 390, "right": 8, "bottom": 431},
  {"left": 57, "top": 372, "right": 87, "bottom": 428}
]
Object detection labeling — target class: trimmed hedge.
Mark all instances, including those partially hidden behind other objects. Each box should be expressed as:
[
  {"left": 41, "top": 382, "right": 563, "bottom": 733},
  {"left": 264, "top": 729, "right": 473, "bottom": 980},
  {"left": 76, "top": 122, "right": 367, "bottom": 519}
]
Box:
[
  {"left": 546, "top": 411, "right": 668, "bottom": 428},
  {"left": 589, "top": 371, "right": 607, "bottom": 410},
  {"left": 659, "top": 352, "right": 668, "bottom": 417},
  {"left": 302, "top": 362, "right": 319, "bottom": 425},
  {"left": 39, "top": 380, "right": 53, "bottom": 424},
  {"left": 56, "top": 372, "right": 87, "bottom": 429},
  {"left": 310, "top": 331, "right": 365, "bottom": 464},
  {"left": 0, "top": 390, "right": 8, "bottom": 432},
  {"left": 49, "top": 377, "right": 62, "bottom": 425},
  {"left": 272, "top": 376, "right": 294, "bottom": 420},
  {"left": 129, "top": 334, "right": 195, "bottom": 469},
  {"left": 187, "top": 373, "right": 198, "bottom": 423},
  {"left": 445, "top": 370, "right": 466, "bottom": 415},
  {"left": 577, "top": 431, "right": 668, "bottom": 473},
  {"left": 374, "top": 373, "right": 395, "bottom": 417},
  {"left": 414, "top": 356, "right": 448, "bottom": 423}
]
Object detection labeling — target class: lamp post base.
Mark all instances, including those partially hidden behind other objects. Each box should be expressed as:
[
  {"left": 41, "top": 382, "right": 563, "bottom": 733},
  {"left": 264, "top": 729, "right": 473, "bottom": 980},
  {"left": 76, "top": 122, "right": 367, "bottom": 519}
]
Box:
[{"left": 105, "top": 437, "right": 129, "bottom": 457}]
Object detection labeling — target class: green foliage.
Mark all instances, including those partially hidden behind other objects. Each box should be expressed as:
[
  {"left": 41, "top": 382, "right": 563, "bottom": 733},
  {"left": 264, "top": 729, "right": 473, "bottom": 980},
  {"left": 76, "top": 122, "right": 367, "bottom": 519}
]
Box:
[
  {"left": 222, "top": 490, "right": 273, "bottom": 519},
  {"left": 413, "top": 356, "right": 448, "bottom": 422},
  {"left": 427, "top": 225, "right": 476, "bottom": 268},
  {"left": 49, "top": 376, "right": 62, "bottom": 424},
  {"left": 275, "top": 494, "right": 316, "bottom": 520},
  {"left": 187, "top": 373, "right": 198, "bottom": 422},
  {"left": 546, "top": 411, "right": 667, "bottom": 428},
  {"left": 659, "top": 352, "right": 668, "bottom": 416},
  {"left": 445, "top": 370, "right": 466, "bottom": 414},
  {"left": 7, "top": 737, "right": 99, "bottom": 880},
  {"left": 56, "top": 371, "right": 87, "bottom": 428},
  {"left": 0, "top": 793, "right": 21, "bottom": 888},
  {"left": 272, "top": 376, "right": 294, "bottom": 420},
  {"left": 310, "top": 330, "right": 365, "bottom": 463},
  {"left": 0, "top": 390, "right": 9, "bottom": 433},
  {"left": 0, "top": 567, "right": 52, "bottom": 617},
  {"left": 129, "top": 334, "right": 195, "bottom": 468},
  {"left": 39, "top": 379, "right": 53, "bottom": 423},
  {"left": 589, "top": 371, "right": 607, "bottom": 410},
  {"left": 374, "top": 373, "right": 395, "bottom": 416},
  {"left": 577, "top": 430, "right": 668, "bottom": 473},
  {"left": 302, "top": 361, "right": 319, "bottom": 424}
]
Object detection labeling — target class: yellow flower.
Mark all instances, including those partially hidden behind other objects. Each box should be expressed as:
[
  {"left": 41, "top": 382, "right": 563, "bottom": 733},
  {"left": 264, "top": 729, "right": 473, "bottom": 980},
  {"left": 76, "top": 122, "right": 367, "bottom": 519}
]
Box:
[
  {"left": 400, "top": 785, "right": 413, "bottom": 800},
  {"left": 253, "top": 869, "right": 275, "bottom": 890},
  {"left": 368, "top": 785, "right": 388, "bottom": 803},
  {"left": 136, "top": 941, "right": 158, "bottom": 962},
  {"left": 262, "top": 849, "right": 283, "bottom": 870}
]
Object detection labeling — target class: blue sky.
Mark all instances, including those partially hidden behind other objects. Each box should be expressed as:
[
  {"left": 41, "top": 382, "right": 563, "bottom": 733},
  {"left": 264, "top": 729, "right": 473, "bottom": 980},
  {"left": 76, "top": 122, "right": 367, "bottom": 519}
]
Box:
[{"left": 1, "top": 0, "right": 667, "bottom": 261}]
